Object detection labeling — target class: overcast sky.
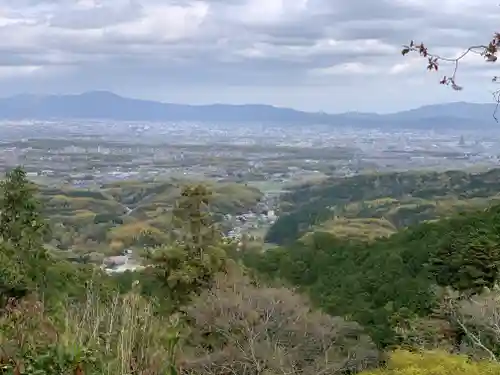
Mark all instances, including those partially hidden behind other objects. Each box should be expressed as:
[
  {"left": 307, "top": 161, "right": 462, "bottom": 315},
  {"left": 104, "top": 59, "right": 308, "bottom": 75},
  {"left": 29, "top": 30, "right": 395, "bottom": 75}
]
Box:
[{"left": 0, "top": 0, "right": 498, "bottom": 113}]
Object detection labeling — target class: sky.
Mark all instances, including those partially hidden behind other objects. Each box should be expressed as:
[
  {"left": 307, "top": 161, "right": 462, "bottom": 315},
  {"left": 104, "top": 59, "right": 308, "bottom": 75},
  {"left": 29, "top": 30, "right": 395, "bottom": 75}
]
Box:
[{"left": 0, "top": 0, "right": 499, "bottom": 113}]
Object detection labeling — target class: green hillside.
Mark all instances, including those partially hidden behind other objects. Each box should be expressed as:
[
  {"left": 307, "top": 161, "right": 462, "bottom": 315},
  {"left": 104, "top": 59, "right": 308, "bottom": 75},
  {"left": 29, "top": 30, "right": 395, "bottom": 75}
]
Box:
[
  {"left": 4, "top": 166, "right": 500, "bottom": 374},
  {"left": 266, "top": 168, "right": 500, "bottom": 244},
  {"left": 37, "top": 179, "right": 263, "bottom": 253},
  {"left": 247, "top": 203, "right": 500, "bottom": 348},
  {"left": 301, "top": 217, "right": 398, "bottom": 242}
]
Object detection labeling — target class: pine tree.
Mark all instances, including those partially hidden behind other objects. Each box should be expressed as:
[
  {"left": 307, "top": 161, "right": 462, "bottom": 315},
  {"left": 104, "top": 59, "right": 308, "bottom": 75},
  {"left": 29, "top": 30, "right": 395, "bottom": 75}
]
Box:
[
  {"left": 146, "top": 184, "right": 227, "bottom": 309},
  {"left": 171, "top": 184, "right": 222, "bottom": 253}
]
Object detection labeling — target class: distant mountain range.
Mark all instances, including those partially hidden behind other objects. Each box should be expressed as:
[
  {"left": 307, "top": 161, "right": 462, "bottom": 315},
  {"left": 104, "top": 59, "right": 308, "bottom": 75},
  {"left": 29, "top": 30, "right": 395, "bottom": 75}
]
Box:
[{"left": 0, "top": 90, "right": 496, "bottom": 129}]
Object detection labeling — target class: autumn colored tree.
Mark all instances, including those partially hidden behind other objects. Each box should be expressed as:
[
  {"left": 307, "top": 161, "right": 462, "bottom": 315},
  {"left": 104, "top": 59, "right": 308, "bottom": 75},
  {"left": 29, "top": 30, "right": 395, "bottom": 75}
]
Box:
[{"left": 182, "top": 264, "right": 381, "bottom": 375}]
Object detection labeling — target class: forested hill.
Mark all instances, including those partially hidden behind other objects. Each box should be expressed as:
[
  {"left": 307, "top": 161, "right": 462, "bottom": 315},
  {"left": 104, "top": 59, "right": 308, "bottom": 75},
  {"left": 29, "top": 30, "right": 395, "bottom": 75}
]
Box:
[
  {"left": 266, "top": 168, "right": 500, "bottom": 244},
  {"left": 39, "top": 179, "right": 262, "bottom": 219},
  {"left": 5, "top": 167, "right": 500, "bottom": 374},
  {"left": 247, "top": 202, "right": 500, "bottom": 348},
  {"left": 35, "top": 179, "right": 262, "bottom": 252}
]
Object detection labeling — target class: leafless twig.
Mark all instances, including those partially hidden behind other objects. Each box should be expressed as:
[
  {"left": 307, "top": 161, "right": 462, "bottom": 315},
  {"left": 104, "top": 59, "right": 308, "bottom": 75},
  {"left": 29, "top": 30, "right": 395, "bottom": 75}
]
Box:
[{"left": 402, "top": 34, "right": 500, "bottom": 121}]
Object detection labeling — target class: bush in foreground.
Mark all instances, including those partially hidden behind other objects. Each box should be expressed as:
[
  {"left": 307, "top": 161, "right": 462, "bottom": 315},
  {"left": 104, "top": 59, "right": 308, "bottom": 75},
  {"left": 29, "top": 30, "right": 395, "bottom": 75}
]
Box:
[
  {"left": 180, "top": 265, "right": 381, "bottom": 375},
  {"left": 0, "top": 284, "right": 180, "bottom": 375},
  {"left": 360, "top": 349, "right": 500, "bottom": 375}
]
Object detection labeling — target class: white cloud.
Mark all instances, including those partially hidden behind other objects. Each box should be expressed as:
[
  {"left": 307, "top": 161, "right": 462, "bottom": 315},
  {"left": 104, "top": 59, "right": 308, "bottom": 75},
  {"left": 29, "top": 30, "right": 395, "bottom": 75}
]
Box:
[
  {"left": 0, "top": 65, "right": 41, "bottom": 78},
  {"left": 105, "top": 3, "right": 209, "bottom": 43},
  {"left": 232, "top": 0, "right": 308, "bottom": 26},
  {"left": 0, "top": 0, "right": 497, "bottom": 112},
  {"left": 309, "top": 62, "right": 379, "bottom": 76}
]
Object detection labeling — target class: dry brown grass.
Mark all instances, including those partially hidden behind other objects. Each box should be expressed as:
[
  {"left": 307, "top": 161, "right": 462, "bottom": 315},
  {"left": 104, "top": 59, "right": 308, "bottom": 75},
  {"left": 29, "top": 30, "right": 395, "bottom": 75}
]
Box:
[
  {"left": 1, "top": 266, "right": 382, "bottom": 375},
  {"left": 0, "top": 281, "right": 180, "bottom": 375}
]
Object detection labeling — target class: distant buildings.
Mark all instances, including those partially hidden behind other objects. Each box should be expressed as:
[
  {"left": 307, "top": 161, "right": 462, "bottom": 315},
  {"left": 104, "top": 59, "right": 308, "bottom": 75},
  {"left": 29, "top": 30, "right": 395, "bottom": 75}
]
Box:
[{"left": 101, "top": 249, "right": 144, "bottom": 274}]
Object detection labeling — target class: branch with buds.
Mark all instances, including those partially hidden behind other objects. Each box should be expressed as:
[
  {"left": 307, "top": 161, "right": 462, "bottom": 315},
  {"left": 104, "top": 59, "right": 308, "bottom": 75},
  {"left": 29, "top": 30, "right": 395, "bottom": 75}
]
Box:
[{"left": 401, "top": 34, "right": 500, "bottom": 121}]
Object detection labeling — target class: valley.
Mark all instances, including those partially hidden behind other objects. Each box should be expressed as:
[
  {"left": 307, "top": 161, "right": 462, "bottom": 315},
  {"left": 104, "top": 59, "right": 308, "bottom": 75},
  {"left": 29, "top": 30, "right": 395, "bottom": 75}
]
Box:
[
  {"left": 2, "top": 0, "right": 500, "bottom": 372},
  {"left": 4, "top": 114, "right": 500, "bottom": 273},
  {"left": 4, "top": 104, "right": 500, "bottom": 373}
]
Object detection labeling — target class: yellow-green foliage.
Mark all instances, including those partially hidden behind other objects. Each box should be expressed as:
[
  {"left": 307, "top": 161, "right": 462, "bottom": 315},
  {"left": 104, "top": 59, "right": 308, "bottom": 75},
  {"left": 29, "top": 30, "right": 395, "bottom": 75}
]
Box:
[
  {"left": 212, "top": 182, "right": 262, "bottom": 206},
  {"left": 132, "top": 180, "right": 263, "bottom": 218},
  {"left": 40, "top": 179, "right": 262, "bottom": 222},
  {"left": 291, "top": 196, "right": 500, "bottom": 244},
  {"left": 302, "top": 217, "right": 397, "bottom": 242},
  {"left": 32, "top": 179, "right": 263, "bottom": 252},
  {"left": 44, "top": 195, "right": 126, "bottom": 216},
  {"left": 267, "top": 168, "right": 500, "bottom": 244},
  {"left": 361, "top": 350, "right": 500, "bottom": 375},
  {"left": 344, "top": 197, "right": 496, "bottom": 223},
  {"left": 107, "top": 222, "right": 168, "bottom": 248}
]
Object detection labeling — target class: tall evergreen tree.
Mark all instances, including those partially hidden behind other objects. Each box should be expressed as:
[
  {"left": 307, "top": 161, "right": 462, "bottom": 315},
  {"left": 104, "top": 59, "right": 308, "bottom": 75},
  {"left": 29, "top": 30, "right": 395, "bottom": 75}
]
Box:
[
  {"left": 146, "top": 183, "right": 227, "bottom": 309},
  {"left": 171, "top": 184, "right": 222, "bottom": 252}
]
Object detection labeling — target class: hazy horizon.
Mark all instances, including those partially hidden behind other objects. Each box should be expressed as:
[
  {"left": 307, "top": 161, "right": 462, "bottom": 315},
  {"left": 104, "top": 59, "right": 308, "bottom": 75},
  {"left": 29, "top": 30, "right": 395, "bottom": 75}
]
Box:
[{"left": 0, "top": 90, "right": 495, "bottom": 116}]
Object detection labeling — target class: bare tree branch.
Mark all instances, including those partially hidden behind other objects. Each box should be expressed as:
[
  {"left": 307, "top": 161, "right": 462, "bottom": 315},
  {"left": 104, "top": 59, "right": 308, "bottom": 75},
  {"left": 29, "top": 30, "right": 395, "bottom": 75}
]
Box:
[
  {"left": 450, "top": 305, "right": 497, "bottom": 362},
  {"left": 440, "top": 291, "right": 500, "bottom": 362},
  {"left": 402, "top": 34, "right": 500, "bottom": 121},
  {"left": 179, "top": 267, "right": 381, "bottom": 375}
]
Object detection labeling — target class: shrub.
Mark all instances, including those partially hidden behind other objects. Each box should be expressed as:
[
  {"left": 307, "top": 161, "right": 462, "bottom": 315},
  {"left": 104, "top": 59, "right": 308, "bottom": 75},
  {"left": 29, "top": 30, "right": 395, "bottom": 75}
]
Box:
[
  {"left": 360, "top": 349, "right": 500, "bottom": 374},
  {"left": 0, "top": 283, "right": 181, "bottom": 375},
  {"left": 180, "top": 265, "right": 381, "bottom": 375}
]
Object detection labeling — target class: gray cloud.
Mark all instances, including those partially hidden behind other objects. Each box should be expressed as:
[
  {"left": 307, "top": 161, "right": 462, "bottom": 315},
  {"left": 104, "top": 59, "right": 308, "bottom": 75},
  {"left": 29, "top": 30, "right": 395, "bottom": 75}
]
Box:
[
  {"left": 48, "top": 2, "right": 143, "bottom": 29},
  {"left": 0, "top": 0, "right": 497, "bottom": 112}
]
